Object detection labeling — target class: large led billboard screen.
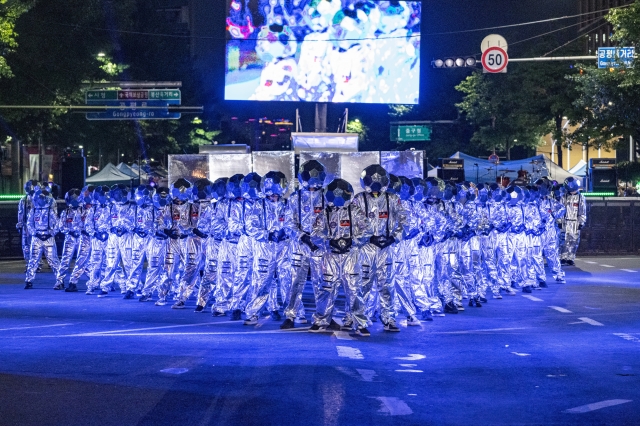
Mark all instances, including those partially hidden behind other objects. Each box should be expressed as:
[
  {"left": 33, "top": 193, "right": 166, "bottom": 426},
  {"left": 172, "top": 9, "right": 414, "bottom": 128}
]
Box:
[{"left": 225, "top": 0, "right": 421, "bottom": 104}]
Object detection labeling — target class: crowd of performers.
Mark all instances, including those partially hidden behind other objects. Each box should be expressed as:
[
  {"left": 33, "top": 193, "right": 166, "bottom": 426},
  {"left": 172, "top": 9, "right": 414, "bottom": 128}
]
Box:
[{"left": 17, "top": 161, "right": 587, "bottom": 336}]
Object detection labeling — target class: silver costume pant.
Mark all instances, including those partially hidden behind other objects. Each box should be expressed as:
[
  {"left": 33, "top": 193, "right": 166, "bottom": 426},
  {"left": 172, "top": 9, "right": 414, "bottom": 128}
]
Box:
[
  {"left": 174, "top": 236, "right": 202, "bottom": 303},
  {"left": 100, "top": 233, "right": 133, "bottom": 292},
  {"left": 69, "top": 233, "right": 92, "bottom": 285},
  {"left": 21, "top": 230, "right": 31, "bottom": 262},
  {"left": 229, "top": 236, "right": 253, "bottom": 311},
  {"left": 436, "top": 239, "right": 463, "bottom": 304},
  {"left": 492, "top": 231, "right": 512, "bottom": 291},
  {"left": 128, "top": 234, "right": 152, "bottom": 292},
  {"left": 508, "top": 231, "right": 536, "bottom": 288},
  {"left": 391, "top": 240, "right": 417, "bottom": 317},
  {"left": 56, "top": 234, "right": 80, "bottom": 284},
  {"left": 215, "top": 240, "right": 237, "bottom": 313},
  {"left": 541, "top": 227, "right": 564, "bottom": 280},
  {"left": 360, "top": 243, "right": 395, "bottom": 324},
  {"left": 314, "top": 249, "right": 367, "bottom": 329},
  {"left": 140, "top": 238, "right": 167, "bottom": 297},
  {"left": 284, "top": 241, "right": 322, "bottom": 320},
  {"left": 197, "top": 238, "right": 221, "bottom": 308},
  {"left": 415, "top": 244, "right": 442, "bottom": 312},
  {"left": 560, "top": 226, "right": 581, "bottom": 262},
  {"left": 86, "top": 238, "right": 108, "bottom": 291},
  {"left": 477, "top": 234, "right": 499, "bottom": 296},
  {"left": 244, "top": 240, "right": 292, "bottom": 318},
  {"left": 459, "top": 238, "right": 478, "bottom": 299},
  {"left": 25, "top": 236, "right": 60, "bottom": 284},
  {"left": 529, "top": 234, "right": 545, "bottom": 284}
]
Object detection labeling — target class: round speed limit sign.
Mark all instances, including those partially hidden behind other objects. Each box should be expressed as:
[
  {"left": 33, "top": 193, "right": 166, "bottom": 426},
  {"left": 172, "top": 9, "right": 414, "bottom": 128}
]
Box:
[{"left": 481, "top": 46, "right": 508, "bottom": 73}]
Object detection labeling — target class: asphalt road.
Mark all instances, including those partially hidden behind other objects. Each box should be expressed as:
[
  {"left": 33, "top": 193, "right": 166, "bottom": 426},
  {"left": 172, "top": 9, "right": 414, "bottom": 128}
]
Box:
[{"left": 1, "top": 257, "right": 639, "bottom": 425}]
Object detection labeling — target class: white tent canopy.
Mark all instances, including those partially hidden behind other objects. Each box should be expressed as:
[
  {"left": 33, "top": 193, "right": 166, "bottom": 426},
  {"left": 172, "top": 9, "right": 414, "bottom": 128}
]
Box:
[
  {"left": 448, "top": 152, "right": 580, "bottom": 185},
  {"left": 569, "top": 160, "right": 587, "bottom": 177},
  {"left": 86, "top": 163, "right": 135, "bottom": 186}
]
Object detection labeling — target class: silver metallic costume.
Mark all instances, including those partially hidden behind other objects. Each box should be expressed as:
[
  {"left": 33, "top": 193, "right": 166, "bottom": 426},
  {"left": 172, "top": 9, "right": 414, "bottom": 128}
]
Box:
[
  {"left": 55, "top": 189, "right": 84, "bottom": 291},
  {"left": 17, "top": 180, "right": 40, "bottom": 265},
  {"left": 85, "top": 186, "right": 111, "bottom": 294},
  {"left": 126, "top": 185, "right": 157, "bottom": 298},
  {"left": 24, "top": 191, "right": 61, "bottom": 289},
  {"left": 536, "top": 179, "right": 566, "bottom": 282},
  {"left": 559, "top": 178, "right": 587, "bottom": 264},
  {"left": 140, "top": 187, "right": 171, "bottom": 304}
]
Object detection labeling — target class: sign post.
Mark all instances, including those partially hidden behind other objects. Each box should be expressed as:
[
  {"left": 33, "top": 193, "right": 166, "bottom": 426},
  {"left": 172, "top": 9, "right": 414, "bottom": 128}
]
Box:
[{"left": 85, "top": 89, "right": 181, "bottom": 120}]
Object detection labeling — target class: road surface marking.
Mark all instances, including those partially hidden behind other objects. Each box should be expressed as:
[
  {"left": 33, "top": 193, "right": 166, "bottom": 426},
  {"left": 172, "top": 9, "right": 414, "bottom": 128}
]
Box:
[
  {"left": 408, "top": 394, "right": 417, "bottom": 396},
  {"left": 334, "top": 331, "right": 355, "bottom": 340},
  {"left": 356, "top": 369, "right": 377, "bottom": 382},
  {"left": 621, "top": 269, "right": 637, "bottom": 273},
  {"left": 394, "top": 354, "right": 426, "bottom": 361},
  {"left": 395, "top": 370, "right": 423, "bottom": 373},
  {"left": 160, "top": 368, "right": 188, "bottom": 374},
  {"left": 563, "top": 399, "right": 632, "bottom": 414},
  {"left": 399, "top": 364, "right": 417, "bottom": 367},
  {"left": 434, "top": 327, "right": 529, "bottom": 335},
  {"left": 581, "top": 261, "right": 597, "bottom": 264},
  {"left": 91, "top": 321, "right": 237, "bottom": 334},
  {"left": 28, "top": 329, "right": 311, "bottom": 338},
  {"left": 569, "top": 317, "right": 604, "bottom": 326},
  {"left": 336, "top": 346, "right": 363, "bottom": 359},
  {"left": 0, "top": 323, "right": 73, "bottom": 332},
  {"left": 600, "top": 264, "right": 614, "bottom": 268},
  {"left": 522, "top": 295, "right": 543, "bottom": 302},
  {"left": 511, "top": 352, "right": 531, "bottom": 356},
  {"left": 335, "top": 367, "right": 360, "bottom": 379},
  {"left": 614, "top": 333, "right": 640, "bottom": 343},
  {"left": 549, "top": 306, "right": 572, "bottom": 313},
  {"left": 372, "top": 397, "right": 413, "bottom": 416}
]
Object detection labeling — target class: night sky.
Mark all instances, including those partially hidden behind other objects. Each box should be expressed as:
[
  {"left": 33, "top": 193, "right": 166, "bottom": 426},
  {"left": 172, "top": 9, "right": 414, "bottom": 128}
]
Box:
[{"left": 194, "top": 1, "right": 579, "bottom": 135}]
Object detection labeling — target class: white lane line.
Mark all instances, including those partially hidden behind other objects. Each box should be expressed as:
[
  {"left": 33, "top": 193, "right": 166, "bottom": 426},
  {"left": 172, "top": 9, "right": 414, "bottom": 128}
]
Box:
[
  {"left": 434, "top": 327, "right": 529, "bottom": 335},
  {"left": 522, "top": 295, "right": 543, "bottom": 302},
  {"left": 394, "top": 354, "right": 426, "bottom": 361},
  {"left": 27, "top": 329, "right": 311, "bottom": 338},
  {"left": 335, "top": 367, "right": 360, "bottom": 380},
  {"left": 614, "top": 333, "right": 640, "bottom": 343},
  {"left": 549, "top": 306, "right": 573, "bottom": 313},
  {"left": 581, "top": 260, "right": 598, "bottom": 264},
  {"left": 621, "top": 269, "right": 637, "bottom": 273},
  {"left": 160, "top": 368, "right": 188, "bottom": 375},
  {"left": 372, "top": 397, "right": 413, "bottom": 416},
  {"left": 356, "top": 369, "right": 377, "bottom": 382},
  {"left": 395, "top": 369, "right": 423, "bottom": 373},
  {"left": 90, "top": 321, "right": 238, "bottom": 334},
  {"left": 600, "top": 264, "right": 615, "bottom": 268},
  {"left": 569, "top": 317, "right": 604, "bottom": 326},
  {"left": 336, "top": 346, "right": 364, "bottom": 359},
  {"left": 399, "top": 364, "right": 417, "bottom": 367},
  {"left": 511, "top": 352, "right": 531, "bottom": 357},
  {"left": 563, "top": 399, "right": 632, "bottom": 414},
  {"left": 334, "top": 331, "right": 356, "bottom": 341},
  {"left": 0, "top": 323, "right": 74, "bottom": 332}
]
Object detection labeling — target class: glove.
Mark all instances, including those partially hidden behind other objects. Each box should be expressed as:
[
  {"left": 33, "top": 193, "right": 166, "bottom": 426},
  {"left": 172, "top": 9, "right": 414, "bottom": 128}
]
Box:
[
  {"left": 193, "top": 228, "right": 208, "bottom": 239},
  {"left": 418, "top": 233, "right": 434, "bottom": 248},
  {"left": 404, "top": 229, "right": 420, "bottom": 240},
  {"left": 35, "top": 232, "right": 50, "bottom": 241},
  {"left": 16, "top": 227, "right": 22, "bottom": 235},
  {"left": 164, "top": 228, "right": 176, "bottom": 239},
  {"left": 72, "top": 231, "right": 81, "bottom": 238},
  {"left": 300, "top": 233, "right": 319, "bottom": 252},
  {"left": 369, "top": 235, "right": 395, "bottom": 249},
  {"left": 558, "top": 223, "right": 563, "bottom": 230},
  {"left": 155, "top": 230, "right": 168, "bottom": 240}
]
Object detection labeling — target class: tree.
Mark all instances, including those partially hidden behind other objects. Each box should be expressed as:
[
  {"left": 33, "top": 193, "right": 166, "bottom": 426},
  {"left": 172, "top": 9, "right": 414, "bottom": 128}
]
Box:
[{"left": 0, "top": 0, "right": 32, "bottom": 78}]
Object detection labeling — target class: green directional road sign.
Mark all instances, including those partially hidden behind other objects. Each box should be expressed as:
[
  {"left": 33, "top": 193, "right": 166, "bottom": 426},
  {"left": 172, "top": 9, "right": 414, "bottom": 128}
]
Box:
[
  {"left": 390, "top": 125, "right": 432, "bottom": 142},
  {"left": 85, "top": 89, "right": 181, "bottom": 103}
]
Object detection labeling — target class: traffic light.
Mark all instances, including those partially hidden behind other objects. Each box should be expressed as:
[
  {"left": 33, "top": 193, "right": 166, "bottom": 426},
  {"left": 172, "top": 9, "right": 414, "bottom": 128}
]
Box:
[{"left": 431, "top": 57, "right": 477, "bottom": 69}]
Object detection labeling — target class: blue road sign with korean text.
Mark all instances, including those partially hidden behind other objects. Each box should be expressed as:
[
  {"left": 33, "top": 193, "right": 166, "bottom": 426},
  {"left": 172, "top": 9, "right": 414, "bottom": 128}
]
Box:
[
  {"left": 86, "top": 100, "right": 180, "bottom": 120},
  {"left": 598, "top": 47, "right": 635, "bottom": 69}
]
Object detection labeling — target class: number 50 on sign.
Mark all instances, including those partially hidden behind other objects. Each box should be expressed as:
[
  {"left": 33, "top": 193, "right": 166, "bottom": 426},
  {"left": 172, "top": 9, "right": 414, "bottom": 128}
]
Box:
[{"left": 482, "top": 46, "right": 509, "bottom": 73}]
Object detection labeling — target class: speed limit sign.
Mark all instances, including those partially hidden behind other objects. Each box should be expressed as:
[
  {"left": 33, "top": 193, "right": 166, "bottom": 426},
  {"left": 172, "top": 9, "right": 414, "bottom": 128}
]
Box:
[{"left": 481, "top": 46, "right": 508, "bottom": 73}]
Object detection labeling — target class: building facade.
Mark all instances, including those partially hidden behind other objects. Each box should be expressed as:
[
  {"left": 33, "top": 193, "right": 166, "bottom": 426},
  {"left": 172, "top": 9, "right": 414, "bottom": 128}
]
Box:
[{"left": 578, "top": 0, "right": 634, "bottom": 54}]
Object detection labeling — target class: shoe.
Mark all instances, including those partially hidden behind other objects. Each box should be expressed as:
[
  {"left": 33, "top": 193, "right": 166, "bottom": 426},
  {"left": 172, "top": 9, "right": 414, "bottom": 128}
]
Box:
[
  {"left": 270, "top": 310, "right": 282, "bottom": 321},
  {"left": 407, "top": 315, "right": 421, "bottom": 326},
  {"left": 280, "top": 318, "right": 295, "bottom": 329},
  {"left": 560, "top": 259, "right": 567, "bottom": 266},
  {"left": 231, "top": 309, "right": 242, "bottom": 321},
  {"left": 510, "top": 281, "right": 518, "bottom": 289},
  {"left": 355, "top": 327, "right": 370, "bottom": 337},
  {"left": 135, "top": 290, "right": 143, "bottom": 297},
  {"left": 366, "top": 320, "right": 373, "bottom": 327},
  {"left": 244, "top": 316, "right": 259, "bottom": 325},
  {"left": 65, "top": 284, "right": 78, "bottom": 292},
  {"left": 421, "top": 311, "right": 434, "bottom": 321},
  {"left": 295, "top": 316, "right": 308, "bottom": 324},
  {"left": 454, "top": 302, "right": 465, "bottom": 311},
  {"left": 341, "top": 318, "right": 354, "bottom": 331},
  {"left": 328, "top": 319, "right": 341, "bottom": 331},
  {"left": 504, "top": 288, "right": 517, "bottom": 296},
  {"left": 431, "top": 310, "right": 445, "bottom": 317},
  {"left": 539, "top": 281, "right": 548, "bottom": 288},
  {"left": 85, "top": 288, "right": 95, "bottom": 295},
  {"left": 444, "top": 302, "right": 459, "bottom": 314},
  {"left": 478, "top": 296, "right": 488, "bottom": 303},
  {"left": 492, "top": 292, "right": 502, "bottom": 299},
  {"left": 53, "top": 283, "right": 64, "bottom": 290},
  {"left": 172, "top": 301, "right": 186, "bottom": 309},
  {"left": 470, "top": 297, "right": 482, "bottom": 307},
  {"left": 24, "top": 282, "right": 33, "bottom": 289},
  {"left": 566, "top": 260, "right": 575, "bottom": 266},
  {"left": 194, "top": 305, "right": 205, "bottom": 313},
  {"left": 384, "top": 320, "right": 400, "bottom": 332},
  {"left": 555, "top": 276, "right": 566, "bottom": 283},
  {"left": 97, "top": 290, "right": 109, "bottom": 298},
  {"left": 123, "top": 290, "right": 135, "bottom": 299},
  {"left": 36, "top": 266, "right": 42, "bottom": 273},
  {"left": 212, "top": 310, "right": 226, "bottom": 317},
  {"left": 155, "top": 297, "right": 167, "bottom": 306},
  {"left": 309, "top": 324, "right": 325, "bottom": 333},
  {"left": 522, "top": 286, "right": 532, "bottom": 294},
  {"left": 139, "top": 294, "right": 153, "bottom": 302}
]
